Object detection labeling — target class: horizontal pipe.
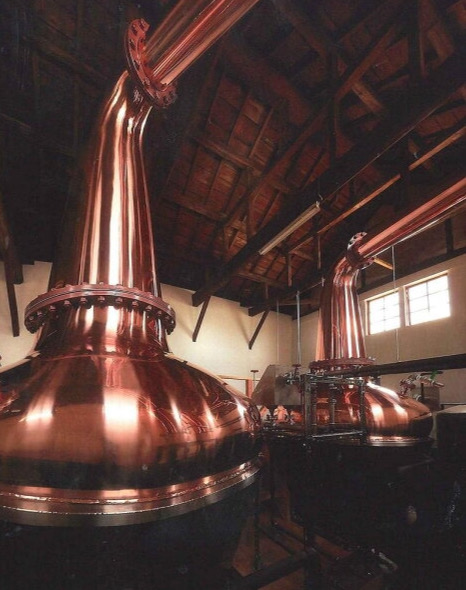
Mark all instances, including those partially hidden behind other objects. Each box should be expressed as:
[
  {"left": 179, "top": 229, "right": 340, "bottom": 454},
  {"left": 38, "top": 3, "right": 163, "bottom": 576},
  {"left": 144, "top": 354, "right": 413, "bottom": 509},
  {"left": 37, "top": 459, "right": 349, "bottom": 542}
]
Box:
[
  {"left": 333, "top": 353, "right": 466, "bottom": 377},
  {"left": 146, "top": 0, "right": 261, "bottom": 87},
  {"left": 360, "top": 177, "right": 466, "bottom": 261}
]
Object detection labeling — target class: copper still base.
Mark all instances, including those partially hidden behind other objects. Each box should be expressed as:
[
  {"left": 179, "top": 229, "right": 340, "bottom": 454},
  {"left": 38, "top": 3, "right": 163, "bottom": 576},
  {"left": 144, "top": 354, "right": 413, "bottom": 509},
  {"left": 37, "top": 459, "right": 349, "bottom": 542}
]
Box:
[
  {"left": 0, "top": 483, "right": 257, "bottom": 589},
  {"left": 0, "top": 352, "right": 262, "bottom": 526}
]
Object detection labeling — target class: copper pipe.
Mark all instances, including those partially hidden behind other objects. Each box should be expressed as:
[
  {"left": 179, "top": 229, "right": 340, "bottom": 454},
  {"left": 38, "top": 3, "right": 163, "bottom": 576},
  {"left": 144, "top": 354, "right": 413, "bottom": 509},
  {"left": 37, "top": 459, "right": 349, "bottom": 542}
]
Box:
[
  {"left": 306, "top": 181, "right": 465, "bottom": 445},
  {"left": 145, "top": 0, "right": 261, "bottom": 88},
  {"left": 315, "top": 178, "right": 466, "bottom": 365},
  {"left": 315, "top": 232, "right": 372, "bottom": 365},
  {"left": 359, "top": 177, "right": 466, "bottom": 260},
  {"left": 0, "top": 0, "right": 263, "bottom": 527}
]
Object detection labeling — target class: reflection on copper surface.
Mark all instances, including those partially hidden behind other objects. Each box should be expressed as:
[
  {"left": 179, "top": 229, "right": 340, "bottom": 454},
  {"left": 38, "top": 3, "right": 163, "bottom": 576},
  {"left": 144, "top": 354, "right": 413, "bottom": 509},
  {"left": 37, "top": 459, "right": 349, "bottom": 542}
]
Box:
[
  {"left": 306, "top": 183, "right": 466, "bottom": 444},
  {"left": 145, "top": 0, "right": 261, "bottom": 87},
  {"left": 257, "top": 186, "right": 466, "bottom": 445},
  {"left": 0, "top": 0, "right": 263, "bottom": 526}
]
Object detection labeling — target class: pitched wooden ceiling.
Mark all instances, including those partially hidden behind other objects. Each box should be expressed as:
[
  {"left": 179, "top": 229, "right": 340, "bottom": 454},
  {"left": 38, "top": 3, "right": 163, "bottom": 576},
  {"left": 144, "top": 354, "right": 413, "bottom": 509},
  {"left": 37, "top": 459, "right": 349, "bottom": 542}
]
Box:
[{"left": 0, "top": 0, "right": 465, "bottom": 329}]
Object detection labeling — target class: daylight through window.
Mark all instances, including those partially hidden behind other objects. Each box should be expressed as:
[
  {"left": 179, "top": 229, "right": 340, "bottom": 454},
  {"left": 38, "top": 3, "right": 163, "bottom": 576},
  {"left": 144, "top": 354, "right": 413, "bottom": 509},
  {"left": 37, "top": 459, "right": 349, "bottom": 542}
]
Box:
[
  {"left": 367, "top": 291, "right": 400, "bottom": 335},
  {"left": 406, "top": 274, "right": 450, "bottom": 326}
]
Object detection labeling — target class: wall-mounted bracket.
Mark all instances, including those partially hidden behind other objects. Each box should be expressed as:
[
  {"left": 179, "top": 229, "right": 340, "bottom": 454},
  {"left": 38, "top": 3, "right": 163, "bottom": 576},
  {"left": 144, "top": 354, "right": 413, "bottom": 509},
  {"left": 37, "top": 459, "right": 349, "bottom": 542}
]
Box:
[
  {"left": 193, "top": 296, "right": 211, "bottom": 342},
  {"left": 248, "top": 309, "right": 270, "bottom": 350}
]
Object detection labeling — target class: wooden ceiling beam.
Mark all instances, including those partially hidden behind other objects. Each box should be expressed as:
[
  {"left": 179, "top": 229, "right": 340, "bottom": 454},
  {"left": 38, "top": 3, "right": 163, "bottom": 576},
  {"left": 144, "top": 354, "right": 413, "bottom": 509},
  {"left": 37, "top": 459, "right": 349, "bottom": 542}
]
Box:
[
  {"left": 168, "top": 191, "right": 226, "bottom": 222},
  {"left": 335, "top": 8, "right": 407, "bottom": 102},
  {"left": 32, "top": 37, "right": 108, "bottom": 87},
  {"left": 0, "top": 192, "right": 23, "bottom": 337},
  {"left": 248, "top": 309, "right": 270, "bottom": 350},
  {"left": 156, "top": 48, "right": 223, "bottom": 207},
  {"left": 214, "top": 109, "right": 324, "bottom": 239},
  {"left": 221, "top": 34, "right": 312, "bottom": 126},
  {"left": 237, "top": 270, "right": 285, "bottom": 289},
  {"left": 0, "top": 196, "right": 22, "bottom": 285},
  {"left": 408, "top": 0, "right": 426, "bottom": 85},
  {"left": 274, "top": 0, "right": 400, "bottom": 114},
  {"left": 192, "top": 297, "right": 210, "bottom": 342},
  {"left": 191, "top": 132, "right": 290, "bottom": 193},
  {"left": 192, "top": 52, "right": 465, "bottom": 307},
  {"left": 248, "top": 166, "right": 466, "bottom": 316},
  {"left": 288, "top": 117, "right": 466, "bottom": 254},
  {"left": 246, "top": 278, "right": 323, "bottom": 317},
  {"left": 424, "top": 0, "right": 456, "bottom": 62}
]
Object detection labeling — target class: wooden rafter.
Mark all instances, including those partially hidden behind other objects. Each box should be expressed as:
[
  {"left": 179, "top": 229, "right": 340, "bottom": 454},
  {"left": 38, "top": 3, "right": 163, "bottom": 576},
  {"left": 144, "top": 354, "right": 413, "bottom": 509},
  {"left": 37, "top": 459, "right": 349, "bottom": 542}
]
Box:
[
  {"left": 192, "top": 51, "right": 465, "bottom": 307},
  {"left": 0, "top": 192, "right": 23, "bottom": 337},
  {"left": 248, "top": 165, "right": 466, "bottom": 316},
  {"left": 248, "top": 309, "right": 270, "bottom": 350},
  {"left": 200, "top": 6, "right": 414, "bottom": 269},
  {"left": 287, "top": 118, "right": 466, "bottom": 258},
  {"left": 192, "top": 297, "right": 211, "bottom": 342}
]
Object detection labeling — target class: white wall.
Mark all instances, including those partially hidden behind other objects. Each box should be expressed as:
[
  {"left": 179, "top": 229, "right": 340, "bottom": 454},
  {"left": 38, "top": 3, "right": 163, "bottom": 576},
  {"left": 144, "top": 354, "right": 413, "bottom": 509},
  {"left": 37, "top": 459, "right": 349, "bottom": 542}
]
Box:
[
  {"left": 0, "top": 263, "right": 293, "bottom": 392},
  {"left": 362, "top": 254, "right": 466, "bottom": 403},
  {"left": 293, "top": 254, "right": 466, "bottom": 405},
  {"left": 0, "top": 261, "right": 52, "bottom": 367},
  {"left": 296, "top": 310, "right": 320, "bottom": 368},
  {"left": 163, "top": 285, "right": 293, "bottom": 393}
]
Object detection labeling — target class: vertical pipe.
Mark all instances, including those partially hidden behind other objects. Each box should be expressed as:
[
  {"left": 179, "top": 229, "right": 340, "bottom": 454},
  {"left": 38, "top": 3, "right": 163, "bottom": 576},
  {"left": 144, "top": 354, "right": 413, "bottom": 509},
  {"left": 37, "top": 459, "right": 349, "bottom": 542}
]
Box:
[
  {"left": 296, "top": 290, "right": 301, "bottom": 366},
  {"left": 314, "top": 179, "right": 466, "bottom": 366}
]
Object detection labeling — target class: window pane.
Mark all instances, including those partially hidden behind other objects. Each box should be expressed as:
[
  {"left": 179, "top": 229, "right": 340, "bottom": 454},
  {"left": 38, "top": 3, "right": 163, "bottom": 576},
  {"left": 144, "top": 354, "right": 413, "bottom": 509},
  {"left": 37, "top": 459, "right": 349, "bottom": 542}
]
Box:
[
  {"left": 407, "top": 274, "right": 450, "bottom": 326},
  {"left": 385, "top": 317, "right": 401, "bottom": 331},
  {"left": 409, "top": 283, "right": 427, "bottom": 300},
  {"left": 429, "top": 306, "right": 449, "bottom": 321},
  {"left": 427, "top": 276, "right": 447, "bottom": 294},
  {"left": 370, "top": 323, "right": 384, "bottom": 335},
  {"left": 409, "top": 297, "right": 426, "bottom": 312},
  {"left": 429, "top": 291, "right": 448, "bottom": 309},
  {"left": 368, "top": 291, "right": 400, "bottom": 334},
  {"left": 410, "top": 310, "right": 431, "bottom": 325}
]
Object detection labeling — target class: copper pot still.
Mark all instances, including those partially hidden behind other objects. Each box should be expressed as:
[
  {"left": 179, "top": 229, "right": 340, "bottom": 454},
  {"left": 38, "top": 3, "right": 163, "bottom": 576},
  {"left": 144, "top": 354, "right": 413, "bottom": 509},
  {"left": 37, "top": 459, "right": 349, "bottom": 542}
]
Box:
[
  {"left": 255, "top": 181, "right": 466, "bottom": 444},
  {"left": 0, "top": 0, "right": 263, "bottom": 548}
]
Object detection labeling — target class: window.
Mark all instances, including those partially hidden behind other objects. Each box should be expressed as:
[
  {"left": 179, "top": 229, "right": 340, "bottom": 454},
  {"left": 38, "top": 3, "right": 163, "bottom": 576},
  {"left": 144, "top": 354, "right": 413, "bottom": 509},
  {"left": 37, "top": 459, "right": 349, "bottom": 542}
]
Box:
[
  {"left": 366, "top": 272, "right": 451, "bottom": 335},
  {"left": 406, "top": 274, "right": 450, "bottom": 326},
  {"left": 367, "top": 290, "right": 400, "bottom": 335}
]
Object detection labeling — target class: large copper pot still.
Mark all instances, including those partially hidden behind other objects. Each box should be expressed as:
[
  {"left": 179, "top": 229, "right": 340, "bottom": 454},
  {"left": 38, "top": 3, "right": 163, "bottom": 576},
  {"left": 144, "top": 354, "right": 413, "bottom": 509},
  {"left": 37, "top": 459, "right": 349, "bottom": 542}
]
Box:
[
  {"left": 254, "top": 180, "right": 466, "bottom": 445},
  {"left": 0, "top": 0, "right": 263, "bottom": 527},
  {"left": 308, "top": 181, "right": 466, "bottom": 445}
]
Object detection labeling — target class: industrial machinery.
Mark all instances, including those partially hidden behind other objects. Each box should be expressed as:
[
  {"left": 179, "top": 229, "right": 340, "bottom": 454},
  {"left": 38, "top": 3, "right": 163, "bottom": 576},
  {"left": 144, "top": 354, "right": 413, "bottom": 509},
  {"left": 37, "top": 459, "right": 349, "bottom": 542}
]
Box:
[
  {"left": 0, "top": 1, "right": 465, "bottom": 587},
  {"left": 252, "top": 187, "right": 466, "bottom": 588},
  {"left": 0, "top": 2, "right": 263, "bottom": 587}
]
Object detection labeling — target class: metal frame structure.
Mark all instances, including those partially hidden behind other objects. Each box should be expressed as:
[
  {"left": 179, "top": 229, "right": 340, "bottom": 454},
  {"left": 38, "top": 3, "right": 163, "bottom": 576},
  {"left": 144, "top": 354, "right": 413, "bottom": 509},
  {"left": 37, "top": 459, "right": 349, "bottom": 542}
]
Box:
[{"left": 302, "top": 374, "right": 367, "bottom": 445}]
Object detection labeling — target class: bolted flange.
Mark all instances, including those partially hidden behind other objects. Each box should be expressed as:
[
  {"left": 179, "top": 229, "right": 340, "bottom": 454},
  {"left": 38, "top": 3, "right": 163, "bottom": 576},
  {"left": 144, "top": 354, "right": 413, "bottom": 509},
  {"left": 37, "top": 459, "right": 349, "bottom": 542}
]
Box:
[
  {"left": 25, "top": 283, "right": 176, "bottom": 334},
  {"left": 125, "top": 19, "right": 177, "bottom": 109}
]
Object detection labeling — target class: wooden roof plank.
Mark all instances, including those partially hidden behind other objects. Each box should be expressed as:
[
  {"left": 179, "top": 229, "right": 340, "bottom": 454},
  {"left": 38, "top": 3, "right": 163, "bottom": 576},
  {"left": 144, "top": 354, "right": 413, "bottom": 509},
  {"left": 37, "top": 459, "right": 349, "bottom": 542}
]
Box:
[{"left": 192, "top": 51, "right": 466, "bottom": 306}]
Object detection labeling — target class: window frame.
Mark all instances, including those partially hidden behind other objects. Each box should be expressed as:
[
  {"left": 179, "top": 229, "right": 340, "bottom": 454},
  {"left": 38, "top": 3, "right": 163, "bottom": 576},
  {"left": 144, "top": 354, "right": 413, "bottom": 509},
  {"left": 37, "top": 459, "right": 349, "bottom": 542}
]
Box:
[
  {"left": 366, "top": 288, "right": 401, "bottom": 335},
  {"left": 405, "top": 272, "right": 450, "bottom": 327}
]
